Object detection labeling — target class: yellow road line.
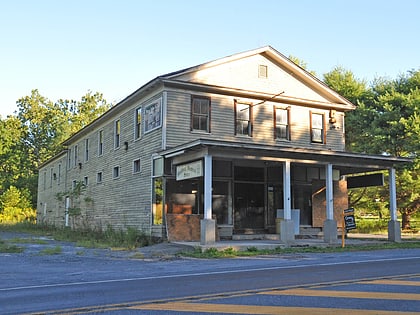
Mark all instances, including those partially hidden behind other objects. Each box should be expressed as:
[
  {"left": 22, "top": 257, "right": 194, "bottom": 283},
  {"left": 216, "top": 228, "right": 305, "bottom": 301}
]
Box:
[
  {"left": 131, "top": 302, "right": 419, "bottom": 315},
  {"left": 363, "top": 279, "right": 420, "bottom": 286},
  {"left": 262, "top": 288, "right": 420, "bottom": 301}
]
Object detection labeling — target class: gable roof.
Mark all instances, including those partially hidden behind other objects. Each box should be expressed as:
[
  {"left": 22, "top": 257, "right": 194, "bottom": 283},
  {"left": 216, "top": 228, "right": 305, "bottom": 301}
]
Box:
[
  {"left": 63, "top": 46, "right": 354, "bottom": 145},
  {"left": 158, "top": 46, "right": 355, "bottom": 110}
]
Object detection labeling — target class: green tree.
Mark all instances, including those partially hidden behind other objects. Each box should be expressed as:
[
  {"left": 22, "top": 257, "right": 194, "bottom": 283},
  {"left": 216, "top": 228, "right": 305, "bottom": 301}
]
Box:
[
  {"left": 0, "top": 186, "right": 36, "bottom": 223},
  {"left": 8, "top": 89, "right": 111, "bottom": 208},
  {"left": 326, "top": 69, "right": 420, "bottom": 229},
  {"left": 0, "top": 116, "right": 26, "bottom": 194},
  {"left": 323, "top": 67, "right": 371, "bottom": 151}
]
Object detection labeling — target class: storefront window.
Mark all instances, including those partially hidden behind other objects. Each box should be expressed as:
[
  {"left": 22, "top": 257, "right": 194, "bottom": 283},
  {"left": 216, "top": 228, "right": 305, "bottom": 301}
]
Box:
[{"left": 152, "top": 177, "right": 163, "bottom": 225}]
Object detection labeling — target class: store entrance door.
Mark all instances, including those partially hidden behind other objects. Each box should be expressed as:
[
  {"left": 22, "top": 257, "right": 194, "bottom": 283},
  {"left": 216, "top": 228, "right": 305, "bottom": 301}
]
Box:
[{"left": 234, "top": 183, "right": 265, "bottom": 232}]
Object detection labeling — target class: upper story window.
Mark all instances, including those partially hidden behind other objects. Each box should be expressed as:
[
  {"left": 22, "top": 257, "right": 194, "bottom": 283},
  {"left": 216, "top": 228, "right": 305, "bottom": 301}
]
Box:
[
  {"left": 84, "top": 138, "right": 89, "bottom": 162},
  {"left": 73, "top": 145, "right": 78, "bottom": 167},
  {"left": 57, "top": 163, "right": 61, "bottom": 185},
  {"left": 311, "top": 112, "right": 325, "bottom": 144},
  {"left": 235, "top": 100, "right": 252, "bottom": 137},
  {"left": 98, "top": 130, "right": 103, "bottom": 156},
  {"left": 114, "top": 120, "right": 120, "bottom": 149},
  {"left": 135, "top": 107, "right": 142, "bottom": 139},
  {"left": 144, "top": 99, "right": 162, "bottom": 133},
  {"left": 67, "top": 148, "right": 71, "bottom": 169},
  {"left": 274, "top": 107, "right": 290, "bottom": 140},
  {"left": 113, "top": 166, "right": 120, "bottom": 179},
  {"left": 191, "top": 96, "right": 210, "bottom": 132}
]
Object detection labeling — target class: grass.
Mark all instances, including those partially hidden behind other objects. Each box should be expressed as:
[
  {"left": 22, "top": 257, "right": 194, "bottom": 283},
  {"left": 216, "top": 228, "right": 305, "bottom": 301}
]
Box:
[
  {"left": 0, "top": 222, "right": 157, "bottom": 250},
  {"left": 38, "top": 246, "right": 62, "bottom": 255},
  {"left": 0, "top": 239, "right": 24, "bottom": 253},
  {"left": 182, "top": 240, "right": 420, "bottom": 259},
  {"left": 9, "top": 237, "right": 49, "bottom": 245}
]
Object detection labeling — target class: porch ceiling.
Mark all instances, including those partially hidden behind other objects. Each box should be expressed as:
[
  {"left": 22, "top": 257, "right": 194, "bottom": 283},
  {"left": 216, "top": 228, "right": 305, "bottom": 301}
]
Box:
[{"left": 161, "top": 139, "right": 412, "bottom": 176}]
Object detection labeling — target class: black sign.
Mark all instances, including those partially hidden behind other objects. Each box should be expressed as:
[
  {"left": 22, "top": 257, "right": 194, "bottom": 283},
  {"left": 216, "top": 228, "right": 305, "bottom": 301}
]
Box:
[
  {"left": 344, "top": 208, "right": 357, "bottom": 231},
  {"left": 347, "top": 173, "right": 384, "bottom": 189}
]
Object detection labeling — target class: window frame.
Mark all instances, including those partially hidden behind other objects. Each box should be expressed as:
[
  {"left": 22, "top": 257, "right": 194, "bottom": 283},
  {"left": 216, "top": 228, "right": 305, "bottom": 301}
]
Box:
[
  {"left": 274, "top": 106, "right": 291, "bottom": 141},
  {"left": 133, "top": 158, "right": 141, "bottom": 174},
  {"left": 98, "top": 130, "right": 104, "bottom": 156},
  {"left": 84, "top": 138, "right": 89, "bottom": 162},
  {"left": 234, "top": 100, "right": 253, "bottom": 137},
  {"left": 191, "top": 95, "right": 211, "bottom": 133},
  {"left": 134, "top": 107, "right": 142, "bottom": 140},
  {"left": 113, "top": 166, "right": 120, "bottom": 179},
  {"left": 73, "top": 145, "right": 78, "bottom": 167},
  {"left": 114, "top": 119, "right": 121, "bottom": 149},
  {"left": 310, "top": 112, "right": 326, "bottom": 144},
  {"left": 96, "top": 171, "right": 103, "bottom": 184}
]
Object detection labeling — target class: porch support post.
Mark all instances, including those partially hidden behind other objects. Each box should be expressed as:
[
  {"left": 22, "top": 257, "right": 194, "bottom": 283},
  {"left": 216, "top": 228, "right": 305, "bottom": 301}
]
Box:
[
  {"left": 201, "top": 154, "right": 216, "bottom": 245},
  {"left": 388, "top": 167, "right": 401, "bottom": 242},
  {"left": 280, "top": 160, "right": 295, "bottom": 243},
  {"left": 323, "top": 163, "right": 338, "bottom": 243}
]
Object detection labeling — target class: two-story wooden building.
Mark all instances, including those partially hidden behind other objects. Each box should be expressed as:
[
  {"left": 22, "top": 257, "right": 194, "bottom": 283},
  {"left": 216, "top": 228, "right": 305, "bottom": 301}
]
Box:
[{"left": 37, "top": 46, "right": 410, "bottom": 244}]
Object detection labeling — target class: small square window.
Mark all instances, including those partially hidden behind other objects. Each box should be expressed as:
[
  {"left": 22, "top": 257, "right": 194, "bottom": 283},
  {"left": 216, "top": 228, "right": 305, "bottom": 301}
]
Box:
[
  {"left": 83, "top": 176, "right": 89, "bottom": 186},
  {"left": 113, "top": 166, "right": 120, "bottom": 179},
  {"left": 133, "top": 159, "right": 141, "bottom": 173},
  {"left": 97, "top": 172, "right": 103, "bottom": 184},
  {"left": 258, "top": 65, "right": 268, "bottom": 78}
]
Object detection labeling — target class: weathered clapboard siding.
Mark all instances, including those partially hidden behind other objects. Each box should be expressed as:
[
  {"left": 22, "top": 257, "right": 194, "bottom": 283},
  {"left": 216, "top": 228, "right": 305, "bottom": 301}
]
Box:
[
  {"left": 37, "top": 153, "right": 68, "bottom": 225},
  {"left": 165, "top": 89, "right": 345, "bottom": 151},
  {"left": 38, "top": 91, "right": 166, "bottom": 233},
  {"left": 174, "top": 53, "right": 331, "bottom": 104}
]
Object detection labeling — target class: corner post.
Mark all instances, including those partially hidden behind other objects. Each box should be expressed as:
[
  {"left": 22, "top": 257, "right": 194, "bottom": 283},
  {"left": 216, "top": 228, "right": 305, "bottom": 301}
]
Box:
[
  {"left": 323, "top": 163, "right": 338, "bottom": 243},
  {"left": 281, "top": 160, "right": 295, "bottom": 243},
  {"left": 388, "top": 167, "right": 401, "bottom": 242},
  {"left": 201, "top": 154, "right": 216, "bottom": 245}
]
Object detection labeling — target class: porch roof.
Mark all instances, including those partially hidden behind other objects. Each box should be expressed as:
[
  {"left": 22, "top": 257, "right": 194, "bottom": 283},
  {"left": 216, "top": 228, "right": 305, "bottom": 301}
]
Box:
[{"left": 160, "top": 139, "right": 412, "bottom": 175}]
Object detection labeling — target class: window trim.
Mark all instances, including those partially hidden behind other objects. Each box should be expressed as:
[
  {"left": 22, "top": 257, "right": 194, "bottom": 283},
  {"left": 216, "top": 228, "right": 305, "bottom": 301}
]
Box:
[
  {"left": 73, "top": 145, "right": 78, "bottom": 167},
  {"left": 234, "top": 100, "right": 253, "bottom": 137},
  {"left": 84, "top": 138, "right": 89, "bottom": 162},
  {"left": 133, "top": 158, "right": 141, "bottom": 174},
  {"left": 113, "top": 166, "right": 120, "bottom": 179},
  {"left": 98, "top": 130, "right": 104, "bottom": 156},
  {"left": 310, "top": 111, "right": 326, "bottom": 144},
  {"left": 190, "top": 95, "right": 211, "bottom": 133},
  {"left": 274, "top": 106, "right": 291, "bottom": 141},
  {"left": 134, "top": 106, "right": 142, "bottom": 140},
  {"left": 114, "top": 119, "right": 121, "bottom": 149},
  {"left": 96, "top": 171, "right": 103, "bottom": 184}
]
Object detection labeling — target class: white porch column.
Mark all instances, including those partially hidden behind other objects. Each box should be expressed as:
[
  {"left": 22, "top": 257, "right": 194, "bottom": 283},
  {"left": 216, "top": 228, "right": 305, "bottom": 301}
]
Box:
[
  {"left": 201, "top": 154, "right": 216, "bottom": 245},
  {"left": 388, "top": 167, "right": 401, "bottom": 242},
  {"left": 280, "top": 160, "right": 294, "bottom": 242},
  {"left": 283, "top": 160, "right": 291, "bottom": 220},
  {"left": 326, "top": 163, "right": 334, "bottom": 220},
  {"left": 204, "top": 154, "right": 212, "bottom": 220},
  {"left": 323, "top": 163, "right": 338, "bottom": 243}
]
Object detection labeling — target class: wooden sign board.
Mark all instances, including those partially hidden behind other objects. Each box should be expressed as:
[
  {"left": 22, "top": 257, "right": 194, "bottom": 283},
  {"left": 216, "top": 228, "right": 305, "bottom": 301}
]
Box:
[{"left": 343, "top": 208, "right": 357, "bottom": 231}]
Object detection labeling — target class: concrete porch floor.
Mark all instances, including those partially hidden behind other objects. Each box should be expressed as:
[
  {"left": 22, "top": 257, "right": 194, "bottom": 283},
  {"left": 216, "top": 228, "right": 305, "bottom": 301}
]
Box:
[{"left": 173, "top": 233, "right": 420, "bottom": 252}]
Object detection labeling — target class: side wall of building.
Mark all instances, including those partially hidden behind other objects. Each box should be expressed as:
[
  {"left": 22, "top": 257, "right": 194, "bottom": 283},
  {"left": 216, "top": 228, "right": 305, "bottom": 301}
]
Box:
[{"left": 37, "top": 90, "right": 165, "bottom": 235}]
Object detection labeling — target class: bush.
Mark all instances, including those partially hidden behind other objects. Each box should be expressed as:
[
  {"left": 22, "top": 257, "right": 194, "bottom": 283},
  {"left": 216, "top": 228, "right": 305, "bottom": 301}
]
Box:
[{"left": 0, "top": 186, "right": 36, "bottom": 223}]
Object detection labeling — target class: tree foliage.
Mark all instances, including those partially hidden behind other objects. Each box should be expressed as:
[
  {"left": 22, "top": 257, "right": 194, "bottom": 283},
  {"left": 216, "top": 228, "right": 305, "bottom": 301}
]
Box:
[
  {"left": 0, "top": 90, "right": 111, "bottom": 215},
  {"left": 0, "top": 186, "right": 36, "bottom": 223},
  {"left": 324, "top": 68, "right": 420, "bottom": 228}
]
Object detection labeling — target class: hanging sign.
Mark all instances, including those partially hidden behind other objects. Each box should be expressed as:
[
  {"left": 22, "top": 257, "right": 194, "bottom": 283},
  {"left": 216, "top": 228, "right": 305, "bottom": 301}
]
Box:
[{"left": 176, "top": 160, "right": 203, "bottom": 181}]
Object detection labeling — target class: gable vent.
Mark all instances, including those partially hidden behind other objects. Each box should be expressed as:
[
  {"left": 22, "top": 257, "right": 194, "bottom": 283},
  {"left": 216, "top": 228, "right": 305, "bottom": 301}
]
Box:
[{"left": 258, "top": 65, "right": 268, "bottom": 78}]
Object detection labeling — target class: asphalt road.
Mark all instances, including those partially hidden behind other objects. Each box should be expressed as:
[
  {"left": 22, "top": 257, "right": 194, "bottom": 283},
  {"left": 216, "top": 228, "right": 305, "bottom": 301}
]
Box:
[{"left": 1, "top": 234, "right": 419, "bottom": 314}]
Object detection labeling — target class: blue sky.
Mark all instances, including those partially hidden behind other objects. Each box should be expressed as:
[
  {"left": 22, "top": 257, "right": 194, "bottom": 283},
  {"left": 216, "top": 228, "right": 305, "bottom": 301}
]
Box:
[{"left": 1, "top": 0, "right": 419, "bottom": 117}]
